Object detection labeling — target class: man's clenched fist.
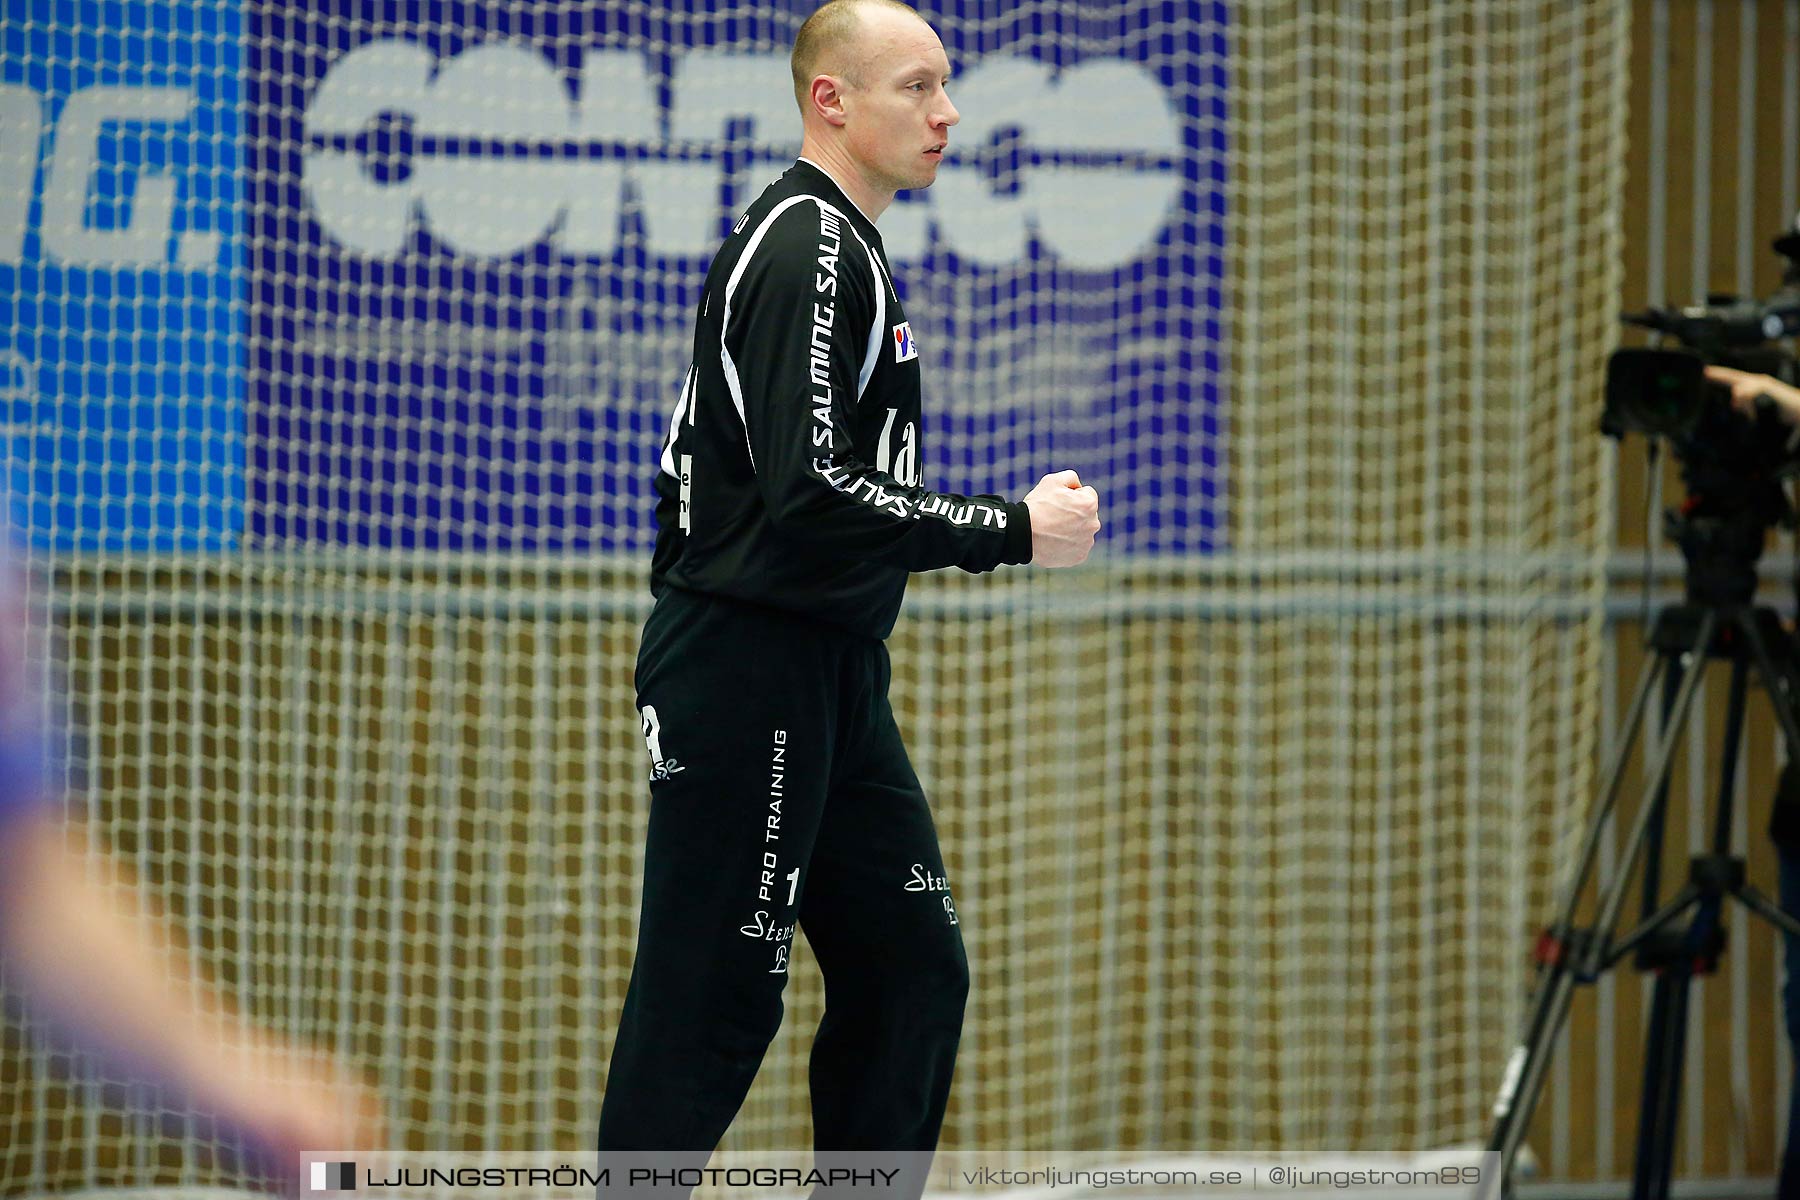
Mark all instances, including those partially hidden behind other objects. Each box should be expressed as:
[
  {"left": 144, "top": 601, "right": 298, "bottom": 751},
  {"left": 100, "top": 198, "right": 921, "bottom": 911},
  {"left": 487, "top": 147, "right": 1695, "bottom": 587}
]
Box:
[{"left": 1023, "top": 470, "right": 1101, "bottom": 567}]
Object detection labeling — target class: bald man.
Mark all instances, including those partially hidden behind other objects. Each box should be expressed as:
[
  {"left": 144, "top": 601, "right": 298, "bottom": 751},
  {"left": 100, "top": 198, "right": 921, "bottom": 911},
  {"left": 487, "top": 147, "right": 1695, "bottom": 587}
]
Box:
[{"left": 598, "top": 0, "right": 1100, "bottom": 1163}]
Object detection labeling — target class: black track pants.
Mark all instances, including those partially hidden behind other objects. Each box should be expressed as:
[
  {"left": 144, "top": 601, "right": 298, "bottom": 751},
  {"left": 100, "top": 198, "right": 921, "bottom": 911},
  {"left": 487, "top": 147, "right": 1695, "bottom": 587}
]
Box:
[{"left": 598, "top": 586, "right": 969, "bottom": 1156}]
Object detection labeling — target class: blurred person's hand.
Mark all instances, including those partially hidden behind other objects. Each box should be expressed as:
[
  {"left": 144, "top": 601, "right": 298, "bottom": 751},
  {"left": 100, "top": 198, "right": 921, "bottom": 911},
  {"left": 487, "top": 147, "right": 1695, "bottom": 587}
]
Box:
[
  {"left": 1705, "top": 364, "right": 1800, "bottom": 424},
  {"left": 0, "top": 810, "right": 387, "bottom": 1164},
  {"left": 203, "top": 1031, "right": 387, "bottom": 1162}
]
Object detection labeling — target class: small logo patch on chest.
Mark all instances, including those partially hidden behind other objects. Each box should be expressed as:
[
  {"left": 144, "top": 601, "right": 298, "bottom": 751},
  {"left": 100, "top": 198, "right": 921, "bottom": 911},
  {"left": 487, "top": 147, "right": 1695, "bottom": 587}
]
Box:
[{"left": 892, "top": 322, "right": 918, "bottom": 363}]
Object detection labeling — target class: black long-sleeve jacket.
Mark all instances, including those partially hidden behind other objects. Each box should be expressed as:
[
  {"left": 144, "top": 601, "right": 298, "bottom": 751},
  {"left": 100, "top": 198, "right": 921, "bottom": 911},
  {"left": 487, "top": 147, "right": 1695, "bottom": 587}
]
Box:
[{"left": 649, "top": 159, "right": 1033, "bottom": 640}]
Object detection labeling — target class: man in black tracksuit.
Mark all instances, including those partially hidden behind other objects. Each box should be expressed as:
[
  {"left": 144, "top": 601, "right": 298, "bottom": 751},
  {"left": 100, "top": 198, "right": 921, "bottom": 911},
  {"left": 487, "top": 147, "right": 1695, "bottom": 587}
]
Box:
[{"left": 597, "top": 0, "right": 1100, "bottom": 1168}]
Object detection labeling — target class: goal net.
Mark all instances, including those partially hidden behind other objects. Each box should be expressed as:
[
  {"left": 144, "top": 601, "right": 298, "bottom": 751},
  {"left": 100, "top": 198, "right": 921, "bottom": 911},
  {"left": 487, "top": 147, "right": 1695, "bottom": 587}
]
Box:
[{"left": 0, "top": 0, "right": 1622, "bottom": 1189}]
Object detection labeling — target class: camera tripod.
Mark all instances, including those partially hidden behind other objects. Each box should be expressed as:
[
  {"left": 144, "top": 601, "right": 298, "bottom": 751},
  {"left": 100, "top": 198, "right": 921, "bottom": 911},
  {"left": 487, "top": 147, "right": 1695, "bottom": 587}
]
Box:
[{"left": 1486, "top": 518, "right": 1800, "bottom": 1198}]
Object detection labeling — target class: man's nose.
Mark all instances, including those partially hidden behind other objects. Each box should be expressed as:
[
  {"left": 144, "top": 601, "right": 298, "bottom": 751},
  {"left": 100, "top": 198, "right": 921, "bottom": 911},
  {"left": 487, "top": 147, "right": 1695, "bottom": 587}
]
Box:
[{"left": 938, "top": 95, "right": 960, "bottom": 128}]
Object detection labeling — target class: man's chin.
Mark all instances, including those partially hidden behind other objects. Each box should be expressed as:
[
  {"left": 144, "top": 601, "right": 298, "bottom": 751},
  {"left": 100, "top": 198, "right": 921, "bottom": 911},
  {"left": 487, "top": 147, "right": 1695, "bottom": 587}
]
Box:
[{"left": 879, "top": 163, "right": 940, "bottom": 198}]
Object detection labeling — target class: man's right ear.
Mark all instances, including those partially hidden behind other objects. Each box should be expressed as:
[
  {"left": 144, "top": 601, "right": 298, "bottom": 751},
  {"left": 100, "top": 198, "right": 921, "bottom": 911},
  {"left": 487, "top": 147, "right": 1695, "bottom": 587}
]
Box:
[{"left": 810, "top": 75, "right": 850, "bottom": 126}]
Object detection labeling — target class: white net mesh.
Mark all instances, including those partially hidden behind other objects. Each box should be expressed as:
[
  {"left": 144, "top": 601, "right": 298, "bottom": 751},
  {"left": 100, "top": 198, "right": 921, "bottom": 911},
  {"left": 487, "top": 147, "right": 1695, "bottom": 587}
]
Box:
[{"left": 1, "top": 0, "right": 1622, "bottom": 1189}]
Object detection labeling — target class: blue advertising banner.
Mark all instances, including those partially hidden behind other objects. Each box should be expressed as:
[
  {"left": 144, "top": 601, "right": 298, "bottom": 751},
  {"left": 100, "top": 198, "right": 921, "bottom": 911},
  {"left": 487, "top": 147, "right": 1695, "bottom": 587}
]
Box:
[
  {"left": 0, "top": 0, "right": 245, "bottom": 552},
  {"left": 0, "top": 2, "right": 1222, "bottom": 555},
  {"left": 245, "top": 1, "right": 1225, "bottom": 554}
]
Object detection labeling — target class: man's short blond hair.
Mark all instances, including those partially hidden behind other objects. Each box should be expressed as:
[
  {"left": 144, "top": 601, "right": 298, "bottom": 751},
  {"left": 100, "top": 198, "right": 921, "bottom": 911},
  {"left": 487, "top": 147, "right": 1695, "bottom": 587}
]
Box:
[{"left": 790, "top": 0, "right": 925, "bottom": 113}]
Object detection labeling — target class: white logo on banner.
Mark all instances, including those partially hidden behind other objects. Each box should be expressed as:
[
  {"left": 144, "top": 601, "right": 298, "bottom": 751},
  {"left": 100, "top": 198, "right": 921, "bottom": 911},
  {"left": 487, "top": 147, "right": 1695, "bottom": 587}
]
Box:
[
  {"left": 0, "top": 82, "right": 223, "bottom": 267},
  {"left": 300, "top": 44, "right": 1186, "bottom": 265}
]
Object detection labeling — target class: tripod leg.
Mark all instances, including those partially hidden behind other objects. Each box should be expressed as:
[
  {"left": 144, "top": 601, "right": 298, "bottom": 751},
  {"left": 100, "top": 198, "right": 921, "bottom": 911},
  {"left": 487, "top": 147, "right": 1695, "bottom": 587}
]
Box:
[
  {"left": 1552, "top": 649, "right": 1669, "bottom": 938},
  {"left": 1637, "top": 649, "right": 1705, "bottom": 927},
  {"left": 1488, "top": 653, "right": 1667, "bottom": 1167},
  {"left": 1623, "top": 659, "right": 1744, "bottom": 1199},
  {"left": 1486, "top": 966, "right": 1581, "bottom": 1164},
  {"left": 1589, "top": 613, "right": 1720, "bottom": 959},
  {"left": 1606, "top": 885, "right": 1701, "bottom": 969},
  {"left": 1732, "top": 882, "right": 1800, "bottom": 937},
  {"left": 1630, "top": 972, "right": 1692, "bottom": 1200},
  {"left": 1489, "top": 616, "right": 1716, "bottom": 1180},
  {"left": 1707, "top": 656, "right": 1749, "bottom": 858}
]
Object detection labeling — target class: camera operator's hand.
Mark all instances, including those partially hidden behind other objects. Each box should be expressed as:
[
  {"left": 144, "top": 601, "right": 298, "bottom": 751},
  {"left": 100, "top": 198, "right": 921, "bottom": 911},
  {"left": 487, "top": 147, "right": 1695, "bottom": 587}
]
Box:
[{"left": 1704, "top": 364, "right": 1800, "bottom": 425}]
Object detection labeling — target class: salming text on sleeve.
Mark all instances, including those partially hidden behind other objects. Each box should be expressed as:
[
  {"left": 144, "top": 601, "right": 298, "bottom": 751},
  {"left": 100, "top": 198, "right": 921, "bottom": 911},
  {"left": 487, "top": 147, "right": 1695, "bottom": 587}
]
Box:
[{"left": 649, "top": 160, "right": 1031, "bottom": 640}]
